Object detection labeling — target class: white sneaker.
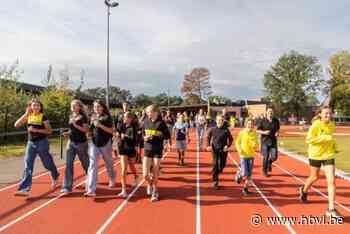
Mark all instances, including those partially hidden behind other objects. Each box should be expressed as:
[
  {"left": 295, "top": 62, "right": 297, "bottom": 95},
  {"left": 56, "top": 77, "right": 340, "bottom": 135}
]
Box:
[
  {"left": 147, "top": 185, "right": 153, "bottom": 196},
  {"left": 108, "top": 180, "right": 116, "bottom": 188},
  {"left": 151, "top": 191, "right": 159, "bottom": 202},
  {"left": 326, "top": 208, "right": 342, "bottom": 218},
  {"left": 84, "top": 192, "right": 96, "bottom": 197},
  {"left": 117, "top": 191, "right": 128, "bottom": 198},
  {"left": 15, "top": 190, "right": 29, "bottom": 197}
]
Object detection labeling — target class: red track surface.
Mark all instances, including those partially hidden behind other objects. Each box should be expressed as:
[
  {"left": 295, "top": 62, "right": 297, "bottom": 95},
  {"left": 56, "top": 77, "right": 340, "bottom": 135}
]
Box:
[{"left": 0, "top": 129, "right": 349, "bottom": 234}]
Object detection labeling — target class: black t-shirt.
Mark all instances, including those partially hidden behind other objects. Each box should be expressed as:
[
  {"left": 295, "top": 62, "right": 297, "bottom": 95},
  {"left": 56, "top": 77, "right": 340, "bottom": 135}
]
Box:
[
  {"left": 90, "top": 114, "right": 113, "bottom": 147},
  {"left": 27, "top": 113, "right": 48, "bottom": 142},
  {"left": 257, "top": 117, "right": 280, "bottom": 146},
  {"left": 116, "top": 122, "right": 136, "bottom": 153},
  {"left": 143, "top": 116, "right": 170, "bottom": 153},
  {"left": 69, "top": 113, "right": 88, "bottom": 143}
]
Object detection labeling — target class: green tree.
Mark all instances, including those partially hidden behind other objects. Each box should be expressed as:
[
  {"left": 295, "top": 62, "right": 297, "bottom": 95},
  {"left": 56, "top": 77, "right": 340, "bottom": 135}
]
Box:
[
  {"left": 209, "top": 96, "right": 232, "bottom": 105},
  {"left": 133, "top": 94, "right": 154, "bottom": 108},
  {"left": 263, "top": 50, "right": 324, "bottom": 118},
  {"left": 84, "top": 86, "right": 133, "bottom": 105},
  {"left": 0, "top": 61, "right": 30, "bottom": 133},
  {"left": 328, "top": 50, "right": 350, "bottom": 115}
]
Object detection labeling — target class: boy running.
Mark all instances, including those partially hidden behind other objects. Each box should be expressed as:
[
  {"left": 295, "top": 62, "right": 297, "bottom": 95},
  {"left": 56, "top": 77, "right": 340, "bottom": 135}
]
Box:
[{"left": 206, "top": 115, "right": 233, "bottom": 190}]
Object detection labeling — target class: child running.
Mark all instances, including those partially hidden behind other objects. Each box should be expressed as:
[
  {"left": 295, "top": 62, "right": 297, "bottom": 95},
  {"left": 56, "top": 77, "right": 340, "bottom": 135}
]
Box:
[
  {"left": 14, "top": 98, "right": 59, "bottom": 196},
  {"left": 206, "top": 115, "right": 233, "bottom": 190},
  {"left": 235, "top": 118, "right": 259, "bottom": 196},
  {"left": 173, "top": 114, "right": 190, "bottom": 166},
  {"left": 116, "top": 112, "right": 139, "bottom": 198},
  {"left": 85, "top": 101, "right": 116, "bottom": 197},
  {"left": 299, "top": 106, "right": 341, "bottom": 217}
]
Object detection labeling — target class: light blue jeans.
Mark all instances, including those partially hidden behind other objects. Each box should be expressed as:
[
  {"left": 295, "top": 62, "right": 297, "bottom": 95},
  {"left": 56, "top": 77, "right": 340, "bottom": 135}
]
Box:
[
  {"left": 18, "top": 138, "right": 59, "bottom": 192},
  {"left": 196, "top": 125, "right": 205, "bottom": 149},
  {"left": 86, "top": 141, "right": 115, "bottom": 193}
]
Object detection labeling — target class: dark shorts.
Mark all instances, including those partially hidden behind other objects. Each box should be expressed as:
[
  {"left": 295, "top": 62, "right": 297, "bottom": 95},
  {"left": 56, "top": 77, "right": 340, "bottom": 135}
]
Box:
[
  {"left": 118, "top": 148, "right": 136, "bottom": 157},
  {"left": 309, "top": 159, "right": 335, "bottom": 168},
  {"left": 144, "top": 149, "right": 163, "bottom": 159}
]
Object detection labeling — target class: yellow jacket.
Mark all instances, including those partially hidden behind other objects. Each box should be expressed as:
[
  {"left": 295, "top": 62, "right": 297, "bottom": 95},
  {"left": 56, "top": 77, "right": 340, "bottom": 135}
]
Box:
[
  {"left": 235, "top": 129, "right": 259, "bottom": 158},
  {"left": 306, "top": 119, "right": 338, "bottom": 160}
]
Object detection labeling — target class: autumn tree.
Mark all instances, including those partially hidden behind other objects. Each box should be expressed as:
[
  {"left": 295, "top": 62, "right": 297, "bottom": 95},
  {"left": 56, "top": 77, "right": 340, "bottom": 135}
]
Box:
[{"left": 181, "top": 67, "right": 212, "bottom": 104}]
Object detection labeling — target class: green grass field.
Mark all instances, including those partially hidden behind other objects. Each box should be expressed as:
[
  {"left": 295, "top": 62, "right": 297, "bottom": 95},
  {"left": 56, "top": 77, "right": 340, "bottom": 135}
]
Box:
[
  {"left": 0, "top": 138, "right": 67, "bottom": 159},
  {"left": 279, "top": 136, "right": 350, "bottom": 174}
]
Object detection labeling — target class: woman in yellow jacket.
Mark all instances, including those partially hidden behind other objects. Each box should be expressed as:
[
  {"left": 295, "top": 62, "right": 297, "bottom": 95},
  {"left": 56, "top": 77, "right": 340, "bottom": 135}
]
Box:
[
  {"left": 235, "top": 118, "right": 259, "bottom": 196},
  {"left": 299, "top": 106, "right": 340, "bottom": 217}
]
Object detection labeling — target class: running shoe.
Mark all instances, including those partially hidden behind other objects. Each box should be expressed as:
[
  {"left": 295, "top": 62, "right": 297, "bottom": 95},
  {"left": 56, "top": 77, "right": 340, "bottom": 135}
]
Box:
[
  {"left": 51, "top": 174, "right": 59, "bottom": 190},
  {"left": 299, "top": 185, "right": 308, "bottom": 203},
  {"left": 14, "top": 190, "right": 29, "bottom": 197},
  {"left": 151, "top": 191, "right": 159, "bottom": 202},
  {"left": 213, "top": 181, "right": 219, "bottom": 190},
  {"left": 147, "top": 185, "right": 153, "bottom": 196},
  {"left": 117, "top": 191, "right": 128, "bottom": 198},
  {"left": 242, "top": 187, "right": 252, "bottom": 196},
  {"left": 60, "top": 188, "right": 72, "bottom": 196},
  {"left": 108, "top": 180, "right": 116, "bottom": 188},
  {"left": 326, "top": 208, "right": 342, "bottom": 218},
  {"left": 235, "top": 172, "right": 242, "bottom": 184},
  {"left": 84, "top": 192, "right": 96, "bottom": 197}
]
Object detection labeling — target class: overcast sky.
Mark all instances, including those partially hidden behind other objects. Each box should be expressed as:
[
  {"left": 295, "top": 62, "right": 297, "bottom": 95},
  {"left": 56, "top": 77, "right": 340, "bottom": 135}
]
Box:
[{"left": 1, "top": 0, "right": 349, "bottom": 99}]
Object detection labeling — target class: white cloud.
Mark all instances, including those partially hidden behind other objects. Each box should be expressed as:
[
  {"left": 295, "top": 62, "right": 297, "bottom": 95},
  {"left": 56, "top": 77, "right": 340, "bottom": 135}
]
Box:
[{"left": 0, "top": 0, "right": 349, "bottom": 99}]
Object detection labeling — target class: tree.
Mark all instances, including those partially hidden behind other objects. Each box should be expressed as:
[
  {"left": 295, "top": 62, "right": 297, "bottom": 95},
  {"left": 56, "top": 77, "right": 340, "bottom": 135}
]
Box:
[
  {"left": 209, "top": 96, "right": 232, "bottom": 105},
  {"left": 183, "top": 93, "right": 201, "bottom": 105},
  {"left": 133, "top": 94, "right": 153, "bottom": 108},
  {"left": 181, "top": 67, "right": 212, "bottom": 103},
  {"left": 84, "top": 86, "right": 133, "bottom": 105},
  {"left": 328, "top": 50, "right": 350, "bottom": 115},
  {"left": 0, "top": 61, "right": 30, "bottom": 133},
  {"left": 263, "top": 50, "right": 324, "bottom": 118}
]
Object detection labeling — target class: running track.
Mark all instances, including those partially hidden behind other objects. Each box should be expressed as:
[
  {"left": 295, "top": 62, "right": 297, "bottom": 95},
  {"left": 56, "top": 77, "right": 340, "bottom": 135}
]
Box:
[{"left": 0, "top": 130, "right": 349, "bottom": 234}]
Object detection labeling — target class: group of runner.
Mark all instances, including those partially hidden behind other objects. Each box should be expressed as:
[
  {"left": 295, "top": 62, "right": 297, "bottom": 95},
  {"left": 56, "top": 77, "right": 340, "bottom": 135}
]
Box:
[{"left": 13, "top": 98, "right": 341, "bottom": 217}]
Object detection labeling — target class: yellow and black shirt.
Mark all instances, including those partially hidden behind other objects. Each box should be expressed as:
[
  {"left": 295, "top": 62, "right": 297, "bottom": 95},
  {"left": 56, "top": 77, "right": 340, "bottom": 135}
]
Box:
[
  {"left": 143, "top": 116, "right": 170, "bottom": 155},
  {"left": 27, "top": 113, "right": 48, "bottom": 142}
]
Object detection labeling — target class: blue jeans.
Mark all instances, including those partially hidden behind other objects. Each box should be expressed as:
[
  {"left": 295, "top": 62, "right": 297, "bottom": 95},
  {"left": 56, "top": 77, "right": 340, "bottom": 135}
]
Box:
[
  {"left": 196, "top": 125, "right": 205, "bottom": 149},
  {"left": 261, "top": 144, "right": 278, "bottom": 173},
  {"left": 18, "top": 138, "right": 59, "bottom": 192},
  {"left": 86, "top": 141, "right": 115, "bottom": 193},
  {"left": 62, "top": 141, "right": 89, "bottom": 192}
]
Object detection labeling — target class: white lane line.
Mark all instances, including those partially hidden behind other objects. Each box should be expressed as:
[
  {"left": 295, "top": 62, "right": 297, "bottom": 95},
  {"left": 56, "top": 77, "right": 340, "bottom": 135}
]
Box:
[
  {"left": 0, "top": 161, "right": 120, "bottom": 233},
  {"left": 196, "top": 141, "right": 201, "bottom": 234},
  {"left": 95, "top": 151, "right": 170, "bottom": 234},
  {"left": 96, "top": 179, "right": 145, "bottom": 234},
  {"left": 278, "top": 148, "right": 350, "bottom": 182},
  {"left": 0, "top": 161, "right": 80, "bottom": 193},
  {"left": 229, "top": 153, "right": 296, "bottom": 234},
  {"left": 273, "top": 162, "right": 350, "bottom": 213}
]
